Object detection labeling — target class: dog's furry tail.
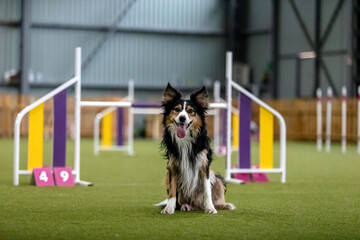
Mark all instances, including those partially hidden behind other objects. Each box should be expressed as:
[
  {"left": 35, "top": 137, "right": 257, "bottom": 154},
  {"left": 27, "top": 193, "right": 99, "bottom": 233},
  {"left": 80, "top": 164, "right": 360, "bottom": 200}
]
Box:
[{"left": 154, "top": 199, "right": 168, "bottom": 207}]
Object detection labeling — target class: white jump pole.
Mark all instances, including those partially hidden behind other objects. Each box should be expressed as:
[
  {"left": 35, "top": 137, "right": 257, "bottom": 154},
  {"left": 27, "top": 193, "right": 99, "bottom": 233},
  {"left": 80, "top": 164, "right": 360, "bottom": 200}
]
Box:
[
  {"left": 225, "top": 52, "right": 233, "bottom": 182},
  {"left": 325, "top": 87, "right": 333, "bottom": 153},
  {"left": 74, "top": 47, "right": 92, "bottom": 186},
  {"left": 213, "top": 81, "right": 221, "bottom": 155},
  {"left": 358, "top": 86, "right": 360, "bottom": 154},
  {"left": 224, "top": 52, "right": 244, "bottom": 184},
  {"left": 74, "top": 47, "right": 81, "bottom": 184},
  {"left": 128, "top": 79, "right": 135, "bottom": 156},
  {"left": 341, "top": 86, "right": 347, "bottom": 154},
  {"left": 316, "top": 88, "right": 322, "bottom": 152},
  {"left": 94, "top": 114, "right": 100, "bottom": 156}
]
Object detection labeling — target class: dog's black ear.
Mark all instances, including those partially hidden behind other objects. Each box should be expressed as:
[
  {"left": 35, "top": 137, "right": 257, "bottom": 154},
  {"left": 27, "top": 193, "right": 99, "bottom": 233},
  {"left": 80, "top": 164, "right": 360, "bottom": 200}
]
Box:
[
  {"left": 162, "top": 83, "right": 182, "bottom": 105},
  {"left": 190, "top": 86, "right": 208, "bottom": 109}
]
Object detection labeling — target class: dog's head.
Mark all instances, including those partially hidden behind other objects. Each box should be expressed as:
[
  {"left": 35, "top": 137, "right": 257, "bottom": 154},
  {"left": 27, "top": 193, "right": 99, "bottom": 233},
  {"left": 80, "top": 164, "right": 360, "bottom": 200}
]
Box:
[{"left": 162, "top": 83, "right": 209, "bottom": 139}]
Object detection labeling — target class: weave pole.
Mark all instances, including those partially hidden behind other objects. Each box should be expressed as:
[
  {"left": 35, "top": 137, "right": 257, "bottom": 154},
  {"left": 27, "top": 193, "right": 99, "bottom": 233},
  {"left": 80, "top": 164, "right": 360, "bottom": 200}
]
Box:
[
  {"left": 341, "top": 87, "right": 347, "bottom": 154},
  {"left": 325, "top": 87, "right": 333, "bottom": 153},
  {"left": 316, "top": 88, "right": 322, "bottom": 152}
]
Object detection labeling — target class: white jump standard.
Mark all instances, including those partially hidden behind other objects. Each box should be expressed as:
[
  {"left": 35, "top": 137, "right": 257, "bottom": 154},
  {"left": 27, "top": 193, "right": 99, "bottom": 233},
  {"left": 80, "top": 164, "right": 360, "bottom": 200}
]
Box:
[{"left": 14, "top": 48, "right": 91, "bottom": 186}]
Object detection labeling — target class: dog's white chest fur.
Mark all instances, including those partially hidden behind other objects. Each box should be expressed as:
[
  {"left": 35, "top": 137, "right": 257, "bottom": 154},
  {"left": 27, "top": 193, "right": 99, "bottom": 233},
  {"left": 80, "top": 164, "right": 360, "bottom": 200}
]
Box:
[{"left": 173, "top": 138, "right": 206, "bottom": 199}]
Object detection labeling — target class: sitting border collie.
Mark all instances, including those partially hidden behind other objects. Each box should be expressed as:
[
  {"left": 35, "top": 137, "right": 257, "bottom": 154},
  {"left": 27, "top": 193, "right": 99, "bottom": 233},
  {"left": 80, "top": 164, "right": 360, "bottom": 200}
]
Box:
[{"left": 159, "top": 83, "right": 235, "bottom": 214}]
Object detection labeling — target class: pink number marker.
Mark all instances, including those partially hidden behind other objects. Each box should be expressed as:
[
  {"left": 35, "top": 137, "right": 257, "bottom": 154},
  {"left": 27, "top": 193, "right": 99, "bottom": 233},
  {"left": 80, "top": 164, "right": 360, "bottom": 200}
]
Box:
[
  {"left": 53, "top": 167, "right": 75, "bottom": 187},
  {"left": 33, "top": 167, "right": 55, "bottom": 186}
]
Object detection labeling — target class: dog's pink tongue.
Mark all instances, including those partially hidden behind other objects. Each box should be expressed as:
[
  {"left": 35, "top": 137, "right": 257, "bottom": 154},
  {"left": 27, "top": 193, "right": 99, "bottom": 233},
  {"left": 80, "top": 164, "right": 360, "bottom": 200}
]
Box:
[{"left": 177, "top": 125, "right": 186, "bottom": 138}]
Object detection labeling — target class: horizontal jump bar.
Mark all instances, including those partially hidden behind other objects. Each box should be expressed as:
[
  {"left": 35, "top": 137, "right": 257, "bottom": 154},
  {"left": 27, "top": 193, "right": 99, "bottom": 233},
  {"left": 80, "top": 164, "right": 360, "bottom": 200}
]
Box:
[
  {"left": 209, "top": 103, "right": 227, "bottom": 109},
  {"left": 132, "top": 108, "right": 162, "bottom": 115},
  {"left": 18, "top": 170, "right": 78, "bottom": 175},
  {"left": 82, "top": 101, "right": 227, "bottom": 109},
  {"left": 229, "top": 168, "right": 284, "bottom": 174},
  {"left": 81, "top": 101, "right": 132, "bottom": 107},
  {"left": 99, "top": 146, "right": 129, "bottom": 151},
  {"left": 132, "top": 102, "right": 162, "bottom": 108}
]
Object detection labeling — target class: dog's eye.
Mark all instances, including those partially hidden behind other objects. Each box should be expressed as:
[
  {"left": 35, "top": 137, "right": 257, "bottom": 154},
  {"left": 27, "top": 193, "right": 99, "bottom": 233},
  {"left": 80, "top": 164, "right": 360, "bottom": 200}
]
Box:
[
  {"left": 187, "top": 109, "right": 194, "bottom": 114},
  {"left": 174, "top": 108, "right": 180, "bottom": 112}
]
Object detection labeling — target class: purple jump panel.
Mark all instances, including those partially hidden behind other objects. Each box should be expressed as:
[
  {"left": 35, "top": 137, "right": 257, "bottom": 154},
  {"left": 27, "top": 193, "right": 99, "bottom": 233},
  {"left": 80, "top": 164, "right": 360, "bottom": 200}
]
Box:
[
  {"left": 116, "top": 108, "right": 124, "bottom": 146},
  {"left": 220, "top": 109, "right": 227, "bottom": 146},
  {"left": 239, "top": 93, "right": 252, "bottom": 169},
  {"left": 132, "top": 102, "right": 162, "bottom": 108},
  {"left": 53, "top": 89, "right": 67, "bottom": 167}
]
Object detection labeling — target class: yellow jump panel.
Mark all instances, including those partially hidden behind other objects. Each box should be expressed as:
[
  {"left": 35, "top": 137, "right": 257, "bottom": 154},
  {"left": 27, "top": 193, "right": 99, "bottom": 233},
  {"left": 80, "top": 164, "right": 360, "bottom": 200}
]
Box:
[
  {"left": 27, "top": 103, "right": 44, "bottom": 171},
  {"left": 259, "top": 107, "right": 274, "bottom": 169},
  {"left": 102, "top": 112, "right": 113, "bottom": 146},
  {"left": 232, "top": 113, "right": 239, "bottom": 148}
]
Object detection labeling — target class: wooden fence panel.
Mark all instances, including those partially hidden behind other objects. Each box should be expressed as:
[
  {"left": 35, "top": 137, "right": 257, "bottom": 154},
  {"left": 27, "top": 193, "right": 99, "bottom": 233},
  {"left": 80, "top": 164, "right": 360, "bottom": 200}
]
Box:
[{"left": 0, "top": 95, "right": 358, "bottom": 142}]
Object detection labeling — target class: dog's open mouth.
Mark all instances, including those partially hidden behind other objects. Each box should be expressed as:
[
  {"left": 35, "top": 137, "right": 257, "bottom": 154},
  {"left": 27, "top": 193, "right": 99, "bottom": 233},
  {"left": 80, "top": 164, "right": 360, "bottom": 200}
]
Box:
[{"left": 176, "top": 121, "right": 193, "bottom": 138}]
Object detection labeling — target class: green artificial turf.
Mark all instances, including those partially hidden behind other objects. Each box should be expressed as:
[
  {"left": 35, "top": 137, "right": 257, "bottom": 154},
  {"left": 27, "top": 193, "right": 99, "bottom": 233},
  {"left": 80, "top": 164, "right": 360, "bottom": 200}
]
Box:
[{"left": 0, "top": 138, "right": 359, "bottom": 239}]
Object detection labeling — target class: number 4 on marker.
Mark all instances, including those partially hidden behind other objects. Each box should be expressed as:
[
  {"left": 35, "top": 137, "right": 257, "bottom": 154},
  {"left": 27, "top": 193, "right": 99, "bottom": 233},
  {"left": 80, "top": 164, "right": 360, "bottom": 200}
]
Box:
[
  {"left": 39, "top": 171, "right": 48, "bottom": 182},
  {"left": 33, "top": 168, "right": 55, "bottom": 186}
]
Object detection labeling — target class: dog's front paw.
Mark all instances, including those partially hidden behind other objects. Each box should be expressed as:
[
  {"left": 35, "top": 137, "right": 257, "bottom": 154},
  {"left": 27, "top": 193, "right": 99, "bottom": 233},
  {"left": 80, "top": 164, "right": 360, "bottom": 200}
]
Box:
[
  {"left": 161, "top": 197, "right": 176, "bottom": 214},
  {"left": 227, "top": 203, "right": 236, "bottom": 210},
  {"left": 204, "top": 206, "right": 217, "bottom": 214},
  {"left": 161, "top": 205, "right": 175, "bottom": 214},
  {"left": 180, "top": 204, "right": 193, "bottom": 211}
]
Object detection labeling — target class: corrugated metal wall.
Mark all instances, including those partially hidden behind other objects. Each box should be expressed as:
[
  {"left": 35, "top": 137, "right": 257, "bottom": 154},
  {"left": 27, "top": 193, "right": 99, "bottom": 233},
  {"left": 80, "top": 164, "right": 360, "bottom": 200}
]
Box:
[
  {"left": 0, "top": 0, "right": 353, "bottom": 98},
  {"left": 320, "top": 0, "right": 350, "bottom": 93},
  {"left": 245, "top": 0, "right": 351, "bottom": 99},
  {"left": 247, "top": 0, "right": 271, "bottom": 87},
  {"left": 0, "top": 0, "right": 226, "bottom": 90},
  {"left": 0, "top": 0, "right": 21, "bottom": 82},
  {"left": 278, "top": 0, "right": 350, "bottom": 98}
]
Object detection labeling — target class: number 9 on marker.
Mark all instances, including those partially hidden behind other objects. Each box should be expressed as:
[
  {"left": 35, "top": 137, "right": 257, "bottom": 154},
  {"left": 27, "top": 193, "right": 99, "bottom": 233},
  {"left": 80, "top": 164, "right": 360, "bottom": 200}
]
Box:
[
  {"left": 53, "top": 167, "right": 75, "bottom": 186},
  {"left": 60, "top": 171, "right": 69, "bottom": 182}
]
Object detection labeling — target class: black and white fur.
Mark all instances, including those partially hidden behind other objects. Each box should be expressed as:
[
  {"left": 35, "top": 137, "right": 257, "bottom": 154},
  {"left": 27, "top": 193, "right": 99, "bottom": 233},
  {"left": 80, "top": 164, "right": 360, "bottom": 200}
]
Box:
[{"left": 158, "top": 83, "right": 235, "bottom": 214}]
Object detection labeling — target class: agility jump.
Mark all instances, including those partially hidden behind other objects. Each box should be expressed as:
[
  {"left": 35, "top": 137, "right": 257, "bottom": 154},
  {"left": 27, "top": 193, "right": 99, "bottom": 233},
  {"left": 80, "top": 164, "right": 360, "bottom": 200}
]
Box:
[
  {"left": 14, "top": 47, "right": 135, "bottom": 185},
  {"left": 13, "top": 48, "right": 88, "bottom": 186},
  {"left": 14, "top": 48, "right": 286, "bottom": 185},
  {"left": 94, "top": 79, "right": 241, "bottom": 157},
  {"left": 222, "top": 52, "right": 286, "bottom": 184},
  {"left": 93, "top": 52, "right": 287, "bottom": 183},
  {"left": 93, "top": 80, "right": 162, "bottom": 156}
]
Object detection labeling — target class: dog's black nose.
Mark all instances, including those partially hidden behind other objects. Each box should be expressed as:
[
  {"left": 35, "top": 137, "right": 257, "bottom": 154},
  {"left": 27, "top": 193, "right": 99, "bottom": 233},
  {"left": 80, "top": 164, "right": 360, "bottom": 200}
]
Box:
[{"left": 179, "top": 116, "right": 186, "bottom": 123}]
